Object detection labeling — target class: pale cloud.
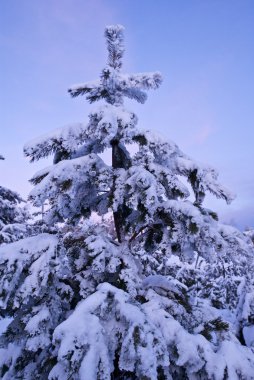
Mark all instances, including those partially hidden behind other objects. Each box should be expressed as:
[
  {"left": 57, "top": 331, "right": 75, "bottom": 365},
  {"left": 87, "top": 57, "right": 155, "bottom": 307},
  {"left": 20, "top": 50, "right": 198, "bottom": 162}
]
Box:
[
  {"left": 35, "top": 0, "right": 116, "bottom": 31},
  {"left": 220, "top": 206, "right": 254, "bottom": 230},
  {"left": 178, "top": 123, "right": 216, "bottom": 149},
  {"left": 192, "top": 124, "right": 215, "bottom": 145}
]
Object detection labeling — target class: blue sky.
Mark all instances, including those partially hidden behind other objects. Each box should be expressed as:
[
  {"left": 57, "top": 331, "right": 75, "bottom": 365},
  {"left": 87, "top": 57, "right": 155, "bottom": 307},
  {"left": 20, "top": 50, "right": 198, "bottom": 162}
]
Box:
[{"left": 0, "top": 0, "right": 254, "bottom": 228}]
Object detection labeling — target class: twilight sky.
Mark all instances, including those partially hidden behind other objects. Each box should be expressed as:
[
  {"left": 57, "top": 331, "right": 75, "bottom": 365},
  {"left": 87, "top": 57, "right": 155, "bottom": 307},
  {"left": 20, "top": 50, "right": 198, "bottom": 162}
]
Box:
[{"left": 0, "top": 0, "right": 254, "bottom": 229}]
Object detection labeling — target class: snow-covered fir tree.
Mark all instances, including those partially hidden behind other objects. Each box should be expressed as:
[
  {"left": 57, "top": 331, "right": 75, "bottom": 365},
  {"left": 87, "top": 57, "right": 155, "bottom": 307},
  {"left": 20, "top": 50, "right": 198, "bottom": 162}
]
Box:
[
  {"left": 0, "top": 25, "right": 254, "bottom": 379},
  {"left": 244, "top": 228, "right": 254, "bottom": 245},
  {"left": 0, "top": 155, "right": 29, "bottom": 245}
]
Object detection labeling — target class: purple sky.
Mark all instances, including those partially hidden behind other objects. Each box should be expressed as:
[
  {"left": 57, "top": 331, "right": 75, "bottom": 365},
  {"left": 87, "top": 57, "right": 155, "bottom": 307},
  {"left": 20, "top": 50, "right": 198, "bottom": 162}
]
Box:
[{"left": 1, "top": 0, "right": 254, "bottom": 229}]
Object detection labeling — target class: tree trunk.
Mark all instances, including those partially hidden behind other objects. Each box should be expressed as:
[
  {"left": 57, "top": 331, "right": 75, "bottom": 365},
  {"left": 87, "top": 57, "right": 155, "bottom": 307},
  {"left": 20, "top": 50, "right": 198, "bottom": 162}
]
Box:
[
  {"left": 112, "top": 140, "right": 123, "bottom": 243},
  {"left": 111, "top": 139, "right": 131, "bottom": 243}
]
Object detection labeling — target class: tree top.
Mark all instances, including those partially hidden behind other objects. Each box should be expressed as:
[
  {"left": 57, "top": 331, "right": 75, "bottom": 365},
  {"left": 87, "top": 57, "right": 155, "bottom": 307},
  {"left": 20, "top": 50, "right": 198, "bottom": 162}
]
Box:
[{"left": 68, "top": 25, "right": 162, "bottom": 105}]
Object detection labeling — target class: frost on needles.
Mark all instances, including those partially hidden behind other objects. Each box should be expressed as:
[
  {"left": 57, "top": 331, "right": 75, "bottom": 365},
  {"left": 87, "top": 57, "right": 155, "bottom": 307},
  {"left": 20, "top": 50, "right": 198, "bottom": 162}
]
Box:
[
  {"left": 0, "top": 156, "right": 29, "bottom": 245},
  {"left": 1, "top": 25, "right": 254, "bottom": 380}
]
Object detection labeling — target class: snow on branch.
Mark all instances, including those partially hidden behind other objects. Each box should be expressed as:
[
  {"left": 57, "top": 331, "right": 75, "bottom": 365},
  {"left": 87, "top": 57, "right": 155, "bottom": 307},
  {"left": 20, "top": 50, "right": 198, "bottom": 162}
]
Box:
[
  {"left": 133, "top": 129, "right": 180, "bottom": 163},
  {"left": 29, "top": 154, "right": 112, "bottom": 223},
  {"left": 0, "top": 234, "right": 58, "bottom": 310},
  {"left": 0, "top": 186, "right": 23, "bottom": 205},
  {"left": 49, "top": 283, "right": 169, "bottom": 380},
  {"left": 105, "top": 24, "right": 125, "bottom": 70},
  {"left": 68, "top": 80, "right": 103, "bottom": 100},
  {"left": 144, "top": 295, "right": 254, "bottom": 379},
  {"left": 24, "top": 123, "right": 86, "bottom": 162},
  {"left": 132, "top": 130, "right": 234, "bottom": 205},
  {"left": 176, "top": 157, "right": 235, "bottom": 204},
  {"left": 119, "top": 72, "right": 162, "bottom": 91},
  {"left": 68, "top": 26, "right": 162, "bottom": 105}
]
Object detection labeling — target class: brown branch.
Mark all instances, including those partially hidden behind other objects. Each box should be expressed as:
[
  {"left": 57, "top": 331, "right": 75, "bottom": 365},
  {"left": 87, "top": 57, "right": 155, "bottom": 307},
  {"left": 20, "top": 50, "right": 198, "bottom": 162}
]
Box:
[{"left": 129, "top": 224, "right": 149, "bottom": 244}]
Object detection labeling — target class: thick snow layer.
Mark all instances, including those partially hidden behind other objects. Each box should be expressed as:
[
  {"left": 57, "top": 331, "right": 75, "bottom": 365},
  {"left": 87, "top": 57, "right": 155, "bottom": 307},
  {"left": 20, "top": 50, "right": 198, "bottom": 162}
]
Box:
[
  {"left": 0, "top": 234, "right": 58, "bottom": 309},
  {"left": 0, "top": 318, "right": 12, "bottom": 335},
  {"left": 119, "top": 71, "right": 162, "bottom": 90},
  {"left": 24, "top": 123, "right": 86, "bottom": 161},
  {"left": 50, "top": 283, "right": 169, "bottom": 380},
  {"left": 30, "top": 154, "right": 109, "bottom": 206},
  {"left": 144, "top": 293, "right": 254, "bottom": 379},
  {"left": 68, "top": 79, "right": 101, "bottom": 93},
  {"left": 243, "top": 325, "right": 254, "bottom": 347},
  {"left": 143, "top": 274, "right": 188, "bottom": 295}
]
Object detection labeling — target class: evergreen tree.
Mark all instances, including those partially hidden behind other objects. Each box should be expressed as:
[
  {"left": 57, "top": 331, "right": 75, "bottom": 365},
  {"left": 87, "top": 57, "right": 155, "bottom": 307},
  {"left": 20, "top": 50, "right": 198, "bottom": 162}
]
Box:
[
  {"left": 0, "top": 156, "right": 29, "bottom": 244},
  {"left": 0, "top": 25, "right": 254, "bottom": 379},
  {"left": 244, "top": 227, "right": 254, "bottom": 245}
]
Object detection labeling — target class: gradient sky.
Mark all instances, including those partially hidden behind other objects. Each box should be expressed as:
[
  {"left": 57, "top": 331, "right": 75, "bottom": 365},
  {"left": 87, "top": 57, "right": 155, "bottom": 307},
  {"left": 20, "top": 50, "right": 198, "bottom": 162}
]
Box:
[{"left": 0, "top": 0, "right": 254, "bottom": 229}]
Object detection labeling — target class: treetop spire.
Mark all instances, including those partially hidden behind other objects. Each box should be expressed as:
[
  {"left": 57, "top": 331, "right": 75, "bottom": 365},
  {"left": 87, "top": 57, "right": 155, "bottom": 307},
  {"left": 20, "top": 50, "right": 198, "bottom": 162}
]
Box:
[
  {"left": 68, "top": 24, "right": 162, "bottom": 105},
  {"left": 104, "top": 24, "right": 125, "bottom": 70}
]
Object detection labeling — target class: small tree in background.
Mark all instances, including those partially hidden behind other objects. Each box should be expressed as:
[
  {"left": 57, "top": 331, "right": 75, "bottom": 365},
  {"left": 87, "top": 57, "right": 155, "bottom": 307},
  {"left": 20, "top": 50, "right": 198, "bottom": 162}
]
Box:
[
  {"left": 0, "top": 155, "right": 29, "bottom": 245},
  {"left": 0, "top": 25, "right": 254, "bottom": 379},
  {"left": 244, "top": 228, "right": 254, "bottom": 245}
]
